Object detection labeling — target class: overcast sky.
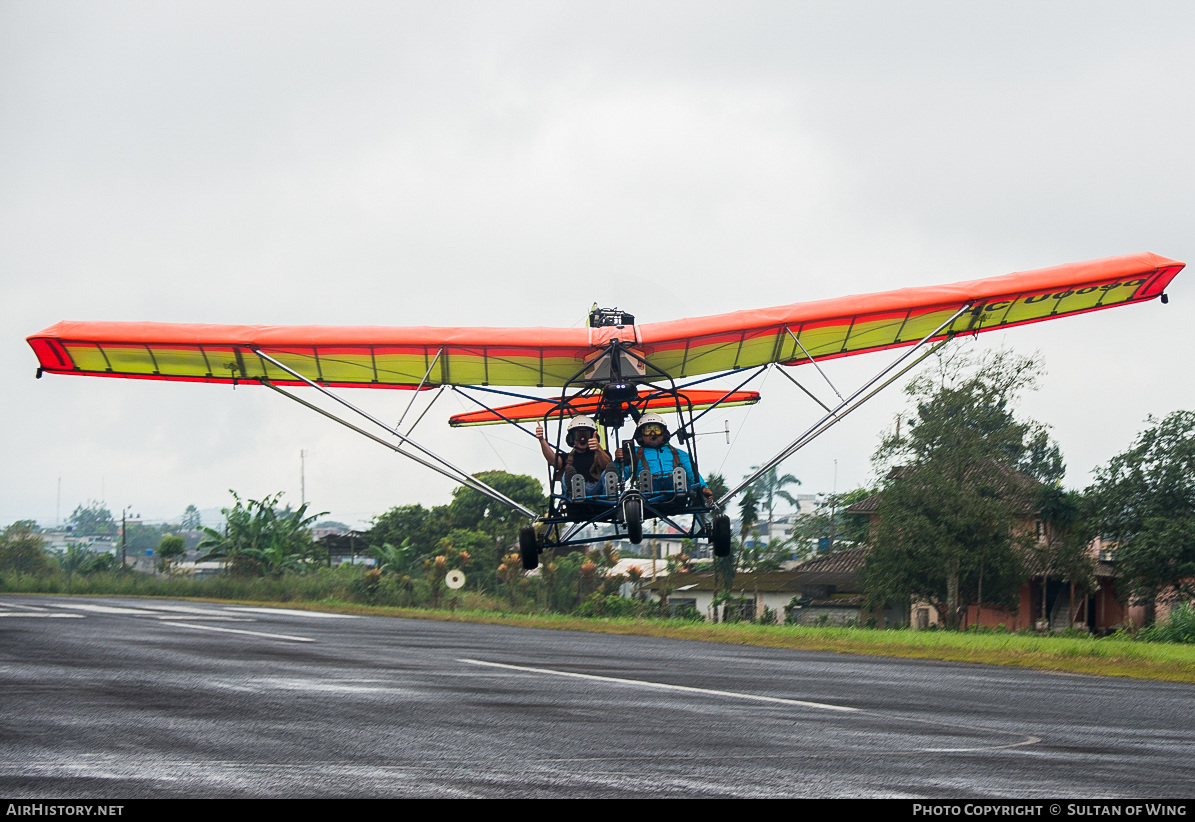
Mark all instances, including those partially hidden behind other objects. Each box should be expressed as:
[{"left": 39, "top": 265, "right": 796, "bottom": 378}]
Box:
[{"left": 3, "top": 1, "right": 1195, "bottom": 528}]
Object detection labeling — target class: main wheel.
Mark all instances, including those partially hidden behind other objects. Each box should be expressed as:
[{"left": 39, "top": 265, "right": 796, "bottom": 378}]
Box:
[
  {"left": 624, "top": 497, "right": 643, "bottom": 545},
  {"left": 712, "top": 513, "right": 731, "bottom": 557},
  {"left": 519, "top": 525, "right": 539, "bottom": 570}
]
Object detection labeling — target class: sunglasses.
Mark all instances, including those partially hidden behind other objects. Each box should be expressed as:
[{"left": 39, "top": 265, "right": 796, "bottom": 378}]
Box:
[{"left": 641, "top": 424, "right": 666, "bottom": 436}]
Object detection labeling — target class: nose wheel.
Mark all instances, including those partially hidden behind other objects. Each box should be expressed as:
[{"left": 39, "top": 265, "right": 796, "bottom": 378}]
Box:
[
  {"left": 712, "top": 513, "right": 731, "bottom": 557},
  {"left": 622, "top": 496, "right": 643, "bottom": 545}
]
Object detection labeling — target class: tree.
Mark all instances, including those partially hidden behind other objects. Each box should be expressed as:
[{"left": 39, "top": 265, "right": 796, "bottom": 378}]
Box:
[
  {"left": 196, "top": 491, "right": 325, "bottom": 577},
  {"left": 737, "top": 488, "right": 759, "bottom": 546},
  {"left": 366, "top": 503, "right": 452, "bottom": 558},
  {"left": 862, "top": 349, "right": 1056, "bottom": 628},
  {"left": 0, "top": 521, "right": 52, "bottom": 577},
  {"left": 448, "top": 471, "right": 545, "bottom": 549},
  {"left": 1088, "top": 411, "right": 1195, "bottom": 615},
  {"left": 748, "top": 466, "right": 801, "bottom": 535},
  {"left": 705, "top": 473, "right": 729, "bottom": 504},
  {"left": 125, "top": 521, "right": 166, "bottom": 558},
  {"left": 1031, "top": 486, "right": 1097, "bottom": 624},
  {"left": 180, "top": 505, "right": 202, "bottom": 530},
  {"left": 69, "top": 502, "right": 115, "bottom": 536},
  {"left": 156, "top": 535, "right": 187, "bottom": 573},
  {"left": 791, "top": 487, "right": 875, "bottom": 557}
]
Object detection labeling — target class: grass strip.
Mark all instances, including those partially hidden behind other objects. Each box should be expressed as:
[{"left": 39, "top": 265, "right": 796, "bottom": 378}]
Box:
[{"left": 17, "top": 592, "right": 1195, "bottom": 684}]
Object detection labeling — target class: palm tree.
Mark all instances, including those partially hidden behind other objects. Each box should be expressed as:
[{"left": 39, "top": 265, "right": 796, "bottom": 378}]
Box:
[
  {"left": 58, "top": 543, "right": 92, "bottom": 591},
  {"left": 747, "top": 466, "right": 801, "bottom": 539}
]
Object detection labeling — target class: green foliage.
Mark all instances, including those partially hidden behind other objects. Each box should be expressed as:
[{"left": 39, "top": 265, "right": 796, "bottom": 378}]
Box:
[
  {"left": 366, "top": 504, "right": 453, "bottom": 558},
  {"left": 737, "top": 488, "right": 759, "bottom": 543},
  {"left": 0, "top": 521, "right": 52, "bottom": 577},
  {"left": 438, "top": 528, "right": 494, "bottom": 589},
  {"left": 874, "top": 349, "right": 1063, "bottom": 485},
  {"left": 196, "top": 491, "right": 326, "bottom": 577},
  {"left": 1032, "top": 486, "right": 1097, "bottom": 594},
  {"left": 180, "top": 505, "right": 203, "bottom": 530},
  {"left": 58, "top": 544, "right": 117, "bottom": 586},
  {"left": 1139, "top": 604, "right": 1195, "bottom": 644},
  {"left": 156, "top": 536, "right": 187, "bottom": 572},
  {"left": 791, "top": 488, "right": 875, "bottom": 556},
  {"left": 1088, "top": 411, "right": 1195, "bottom": 608},
  {"left": 864, "top": 349, "right": 1056, "bottom": 628},
  {"left": 714, "top": 551, "right": 736, "bottom": 595},
  {"left": 449, "top": 471, "right": 545, "bottom": 549},
  {"left": 577, "top": 592, "right": 643, "bottom": 618},
  {"left": 705, "top": 473, "right": 729, "bottom": 503},
  {"left": 69, "top": 502, "right": 116, "bottom": 536},
  {"left": 369, "top": 538, "right": 416, "bottom": 576},
  {"left": 736, "top": 531, "right": 789, "bottom": 573},
  {"left": 124, "top": 521, "right": 168, "bottom": 558},
  {"left": 58, "top": 544, "right": 91, "bottom": 584},
  {"left": 747, "top": 466, "right": 800, "bottom": 527}
]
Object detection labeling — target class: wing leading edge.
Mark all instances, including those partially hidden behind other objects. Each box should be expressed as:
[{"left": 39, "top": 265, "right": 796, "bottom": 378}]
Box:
[{"left": 27, "top": 252, "right": 1182, "bottom": 389}]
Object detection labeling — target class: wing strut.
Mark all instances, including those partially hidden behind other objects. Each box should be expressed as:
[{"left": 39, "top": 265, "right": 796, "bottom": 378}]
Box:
[
  {"left": 770, "top": 364, "right": 835, "bottom": 415},
  {"left": 786, "top": 327, "right": 844, "bottom": 402},
  {"left": 395, "top": 347, "right": 442, "bottom": 430},
  {"left": 252, "top": 349, "right": 536, "bottom": 519},
  {"left": 451, "top": 386, "right": 540, "bottom": 440},
  {"left": 718, "top": 304, "right": 974, "bottom": 507},
  {"left": 402, "top": 385, "right": 445, "bottom": 436},
  {"left": 673, "top": 364, "right": 767, "bottom": 442}
]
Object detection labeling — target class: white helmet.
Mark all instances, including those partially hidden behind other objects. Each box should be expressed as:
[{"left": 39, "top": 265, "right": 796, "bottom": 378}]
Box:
[
  {"left": 634, "top": 412, "right": 670, "bottom": 445},
  {"left": 566, "top": 415, "right": 598, "bottom": 446}
]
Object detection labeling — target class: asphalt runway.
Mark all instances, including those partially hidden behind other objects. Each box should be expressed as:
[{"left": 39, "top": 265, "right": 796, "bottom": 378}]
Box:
[{"left": 0, "top": 595, "right": 1192, "bottom": 798}]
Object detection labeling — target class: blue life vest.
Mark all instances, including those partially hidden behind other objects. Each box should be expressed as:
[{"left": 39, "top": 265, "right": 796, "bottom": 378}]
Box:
[{"left": 631, "top": 445, "right": 704, "bottom": 492}]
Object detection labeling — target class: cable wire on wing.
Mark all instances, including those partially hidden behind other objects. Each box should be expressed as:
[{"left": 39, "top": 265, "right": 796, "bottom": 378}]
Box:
[{"left": 252, "top": 349, "right": 535, "bottom": 518}]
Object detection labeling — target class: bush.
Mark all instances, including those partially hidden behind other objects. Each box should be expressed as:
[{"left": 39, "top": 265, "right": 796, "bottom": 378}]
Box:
[
  {"left": 0, "top": 523, "right": 52, "bottom": 577},
  {"left": 669, "top": 604, "right": 705, "bottom": 622},
  {"left": 1140, "top": 604, "right": 1195, "bottom": 644},
  {"left": 577, "top": 592, "right": 642, "bottom": 618}
]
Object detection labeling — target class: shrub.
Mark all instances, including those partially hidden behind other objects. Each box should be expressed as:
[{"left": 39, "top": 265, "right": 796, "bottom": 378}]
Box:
[{"left": 1140, "top": 603, "right": 1195, "bottom": 644}]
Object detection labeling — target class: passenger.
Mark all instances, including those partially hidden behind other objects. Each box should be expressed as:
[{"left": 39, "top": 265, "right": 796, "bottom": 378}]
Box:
[
  {"left": 615, "top": 413, "right": 714, "bottom": 503},
  {"left": 535, "top": 415, "right": 619, "bottom": 501}
]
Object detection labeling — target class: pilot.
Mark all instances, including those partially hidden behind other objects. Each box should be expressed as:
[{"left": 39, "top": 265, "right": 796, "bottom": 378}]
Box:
[
  {"left": 536, "top": 415, "right": 619, "bottom": 501},
  {"left": 615, "top": 413, "right": 714, "bottom": 503}
]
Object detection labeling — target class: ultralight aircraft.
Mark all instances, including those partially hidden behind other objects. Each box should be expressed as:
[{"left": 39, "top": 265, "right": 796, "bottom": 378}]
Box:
[{"left": 27, "top": 252, "right": 1183, "bottom": 570}]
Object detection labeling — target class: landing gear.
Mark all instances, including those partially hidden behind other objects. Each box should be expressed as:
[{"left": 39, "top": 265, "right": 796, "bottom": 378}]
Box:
[
  {"left": 623, "top": 496, "right": 643, "bottom": 545},
  {"left": 519, "top": 525, "right": 540, "bottom": 570},
  {"left": 712, "top": 513, "right": 731, "bottom": 558}
]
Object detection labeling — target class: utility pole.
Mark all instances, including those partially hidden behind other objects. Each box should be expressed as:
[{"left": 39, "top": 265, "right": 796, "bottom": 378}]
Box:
[
  {"left": 56, "top": 475, "right": 61, "bottom": 528},
  {"left": 828, "top": 459, "right": 838, "bottom": 553},
  {"left": 300, "top": 449, "right": 307, "bottom": 507},
  {"left": 120, "top": 508, "right": 127, "bottom": 574}
]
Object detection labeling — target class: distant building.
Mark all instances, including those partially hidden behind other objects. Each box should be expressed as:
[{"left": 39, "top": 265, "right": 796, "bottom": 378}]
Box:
[
  {"left": 643, "top": 546, "right": 901, "bottom": 625},
  {"left": 845, "top": 483, "right": 1132, "bottom": 633}
]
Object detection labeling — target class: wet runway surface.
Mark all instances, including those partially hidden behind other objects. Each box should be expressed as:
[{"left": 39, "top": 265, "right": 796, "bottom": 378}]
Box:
[{"left": 1, "top": 595, "right": 1192, "bottom": 797}]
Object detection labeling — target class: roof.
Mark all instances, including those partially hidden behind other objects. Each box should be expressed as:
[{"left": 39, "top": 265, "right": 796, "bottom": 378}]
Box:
[
  {"left": 644, "top": 550, "right": 871, "bottom": 593},
  {"left": 791, "top": 545, "right": 870, "bottom": 574},
  {"left": 844, "top": 494, "right": 881, "bottom": 514},
  {"left": 645, "top": 572, "right": 804, "bottom": 593}
]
